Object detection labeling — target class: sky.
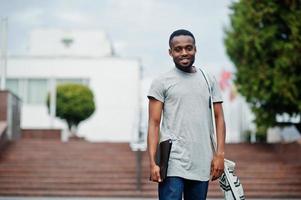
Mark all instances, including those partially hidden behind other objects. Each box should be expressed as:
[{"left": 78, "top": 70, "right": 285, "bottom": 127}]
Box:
[{"left": 0, "top": 0, "right": 235, "bottom": 77}]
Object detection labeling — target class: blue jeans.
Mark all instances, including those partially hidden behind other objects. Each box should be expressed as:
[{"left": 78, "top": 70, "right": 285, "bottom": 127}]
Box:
[{"left": 158, "top": 177, "right": 209, "bottom": 200}]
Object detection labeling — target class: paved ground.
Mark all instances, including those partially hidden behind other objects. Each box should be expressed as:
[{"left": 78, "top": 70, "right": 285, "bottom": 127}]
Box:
[
  {"left": 0, "top": 198, "right": 300, "bottom": 200},
  {"left": 0, "top": 198, "right": 157, "bottom": 200}
]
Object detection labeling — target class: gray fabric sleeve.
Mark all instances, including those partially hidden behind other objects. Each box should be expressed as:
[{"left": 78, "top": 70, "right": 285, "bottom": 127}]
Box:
[
  {"left": 210, "top": 75, "right": 223, "bottom": 103},
  {"left": 147, "top": 79, "right": 165, "bottom": 103}
]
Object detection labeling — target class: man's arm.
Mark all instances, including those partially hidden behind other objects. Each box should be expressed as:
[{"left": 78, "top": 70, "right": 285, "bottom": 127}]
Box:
[
  {"left": 147, "top": 98, "right": 163, "bottom": 182},
  {"left": 211, "top": 102, "right": 226, "bottom": 181}
]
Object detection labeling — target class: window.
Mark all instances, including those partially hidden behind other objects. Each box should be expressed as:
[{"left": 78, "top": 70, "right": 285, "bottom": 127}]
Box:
[
  {"left": 7, "top": 79, "right": 26, "bottom": 102},
  {"left": 7, "top": 79, "right": 19, "bottom": 97},
  {"left": 27, "top": 79, "right": 48, "bottom": 104},
  {"left": 6, "top": 78, "right": 89, "bottom": 105}
]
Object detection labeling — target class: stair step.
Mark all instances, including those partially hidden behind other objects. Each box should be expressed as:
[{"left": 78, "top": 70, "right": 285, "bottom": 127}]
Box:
[{"left": 0, "top": 139, "right": 300, "bottom": 198}]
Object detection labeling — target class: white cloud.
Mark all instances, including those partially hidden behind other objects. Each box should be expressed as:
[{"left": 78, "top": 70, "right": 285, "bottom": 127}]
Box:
[
  {"left": 56, "top": 12, "right": 95, "bottom": 27},
  {"left": 10, "top": 7, "right": 44, "bottom": 26},
  {"left": 59, "top": 12, "right": 86, "bottom": 23}
]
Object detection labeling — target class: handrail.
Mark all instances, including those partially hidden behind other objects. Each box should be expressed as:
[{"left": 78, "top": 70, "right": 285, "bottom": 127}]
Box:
[
  {"left": 0, "top": 121, "right": 7, "bottom": 137},
  {"left": 0, "top": 90, "right": 21, "bottom": 141},
  {"left": 130, "top": 142, "right": 147, "bottom": 191},
  {"left": 0, "top": 121, "right": 8, "bottom": 151}
]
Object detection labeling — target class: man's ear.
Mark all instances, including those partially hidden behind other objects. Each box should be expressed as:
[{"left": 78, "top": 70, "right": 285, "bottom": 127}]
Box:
[{"left": 168, "top": 48, "right": 172, "bottom": 56}]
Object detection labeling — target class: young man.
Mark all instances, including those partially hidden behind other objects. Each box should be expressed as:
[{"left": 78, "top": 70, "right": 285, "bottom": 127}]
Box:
[{"left": 147, "top": 29, "right": 226, "bottom": 200}]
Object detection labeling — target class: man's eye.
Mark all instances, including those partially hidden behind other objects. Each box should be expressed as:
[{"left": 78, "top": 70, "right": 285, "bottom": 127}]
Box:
[{"left": 186, "top": 46, "right": 193, "bottom": 51}]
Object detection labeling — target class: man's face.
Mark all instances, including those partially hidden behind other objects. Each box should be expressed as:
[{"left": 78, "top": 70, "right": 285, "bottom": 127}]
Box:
[{"left": 169, "top": 35, "right": 196, "bottom": 68}]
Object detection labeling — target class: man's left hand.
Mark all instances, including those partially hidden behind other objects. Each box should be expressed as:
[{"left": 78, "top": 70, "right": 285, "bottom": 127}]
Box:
[{"left": 210, "top": 153, "right": 224, "bottom": 181}]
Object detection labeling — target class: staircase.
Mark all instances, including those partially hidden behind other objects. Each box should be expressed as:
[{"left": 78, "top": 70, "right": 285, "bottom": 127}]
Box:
[{"left": 0, "top": 133, "right": 300, "bottom": 198}]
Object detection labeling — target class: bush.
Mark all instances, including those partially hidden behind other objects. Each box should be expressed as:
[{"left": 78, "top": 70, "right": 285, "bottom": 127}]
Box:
[{"left": 47, "top": 83, "right": 95, "bottom": 133}]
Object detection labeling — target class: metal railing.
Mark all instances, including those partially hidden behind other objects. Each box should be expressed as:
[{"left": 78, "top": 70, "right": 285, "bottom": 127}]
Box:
[
  {"left": 0, "top": 90, "right": 21, "bottom": 143},
  {"left": 130, "top": 124, "right": 147, "bottom": 191}
]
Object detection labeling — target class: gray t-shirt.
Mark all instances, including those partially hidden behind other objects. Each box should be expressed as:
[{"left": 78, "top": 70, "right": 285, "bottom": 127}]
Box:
[{"left": 147, "top": 67, "right": 223, "bottom": 181}]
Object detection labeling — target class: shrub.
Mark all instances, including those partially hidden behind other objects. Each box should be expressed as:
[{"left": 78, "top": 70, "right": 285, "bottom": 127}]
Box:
[{"left": 47, "top": 83, "right": 95, "bottom": 133}]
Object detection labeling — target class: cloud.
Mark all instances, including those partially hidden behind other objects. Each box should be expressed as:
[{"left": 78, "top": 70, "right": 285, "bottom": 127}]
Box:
[
  {"left": 58, "top": 13, "right": 88, "bottom": 23},
  {"left": 102, "top": 0, "right": 154, "bottom": 30},
  {"left": 55, "top": 12, "right": 96, "bottom": 27},
  {"left": 10, "top": 7, "right": 44, "bottom": 26}
]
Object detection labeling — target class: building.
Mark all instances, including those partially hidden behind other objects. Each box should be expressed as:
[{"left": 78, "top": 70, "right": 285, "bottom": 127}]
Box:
[{"left": 4, "top": 28, "right": 141, "bottom": 142}]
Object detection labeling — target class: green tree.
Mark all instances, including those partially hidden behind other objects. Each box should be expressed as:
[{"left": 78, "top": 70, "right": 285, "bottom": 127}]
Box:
[
  {"left": 47, "top": 83, "right": 96, "bottom": 134},
  {"left": 224, "top": 1, "right": 301, "bottom": 133}
]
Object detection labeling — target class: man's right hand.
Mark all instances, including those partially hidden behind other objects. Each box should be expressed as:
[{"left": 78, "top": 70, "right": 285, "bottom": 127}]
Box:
[{"left": 150, "top": 164, "right": 162, "bottom": 182}]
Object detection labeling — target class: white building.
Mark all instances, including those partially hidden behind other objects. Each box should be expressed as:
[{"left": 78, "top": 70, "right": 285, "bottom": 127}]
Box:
[{"left": 4, "top": 29, "right": 141, "bottom": 142}]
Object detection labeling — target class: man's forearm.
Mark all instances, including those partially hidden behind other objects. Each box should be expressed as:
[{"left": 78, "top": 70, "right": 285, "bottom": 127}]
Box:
[
  {"left": 213, "top": 103, "right": 226, "bottom": 156},
  {"left": 215, "top": 114, "right": 225, "bottom": 155},
  {"left": 147, "top": 122, "right": 160, "bottom": 166}
]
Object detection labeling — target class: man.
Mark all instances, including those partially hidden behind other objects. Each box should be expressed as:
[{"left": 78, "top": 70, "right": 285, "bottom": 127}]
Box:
[{"left": 147, "top": 29, "right": 226, "bottom": 200}]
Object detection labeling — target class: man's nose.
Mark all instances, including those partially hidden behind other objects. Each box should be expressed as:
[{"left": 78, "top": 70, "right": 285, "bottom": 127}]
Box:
[{"left": 181, "top": 49, "right": 188, "bottom": 56}]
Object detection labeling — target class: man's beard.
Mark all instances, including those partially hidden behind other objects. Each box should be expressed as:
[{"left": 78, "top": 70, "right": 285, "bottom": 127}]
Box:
[{"left": 174, "top": 57, "right": 195, "bottom": 69}]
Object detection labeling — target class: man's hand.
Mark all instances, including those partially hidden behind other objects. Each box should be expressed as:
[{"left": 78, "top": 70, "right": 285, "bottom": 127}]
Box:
[
  {"left": 150, "top": 164, "right": 162, "bottom": 182},
  {"left": 210, "top": 153, "right": 224, "bottom": 181}
]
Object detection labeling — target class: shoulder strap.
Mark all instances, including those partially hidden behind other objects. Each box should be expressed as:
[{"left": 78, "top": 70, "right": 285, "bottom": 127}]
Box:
[
  {"left": 198, "top": 68, "right": 212, "bottom": 93},
  {"left": 198, "top": 68, "right": 217, "bottom": 153},
  {"left": 200, "top": 69, "right": 243, "bottom": 200}
]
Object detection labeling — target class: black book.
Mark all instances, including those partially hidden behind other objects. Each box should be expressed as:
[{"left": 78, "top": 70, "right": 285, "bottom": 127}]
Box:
[{"left": 157, "top": 139, "right": 172, "bottom": 180}]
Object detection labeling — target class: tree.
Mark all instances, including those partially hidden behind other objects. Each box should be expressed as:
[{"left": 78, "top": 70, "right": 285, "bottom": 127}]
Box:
[
  {"left": 47, "top": 83, "right": 96, "bottom": 135},
  {"left": 224, "top": 0, "right": 301, "bottom": 133}
]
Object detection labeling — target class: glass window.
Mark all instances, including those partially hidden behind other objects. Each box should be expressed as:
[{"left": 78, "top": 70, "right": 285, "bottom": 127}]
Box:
[
  {"left": 7, "top": 79, "right": 19, "bottom": 97},
  {"left": 7, "top": 78, "right": 88, "bottom": 105},
  {"left": 27, "top": 79, "right": 48, "bottom": 104}
]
